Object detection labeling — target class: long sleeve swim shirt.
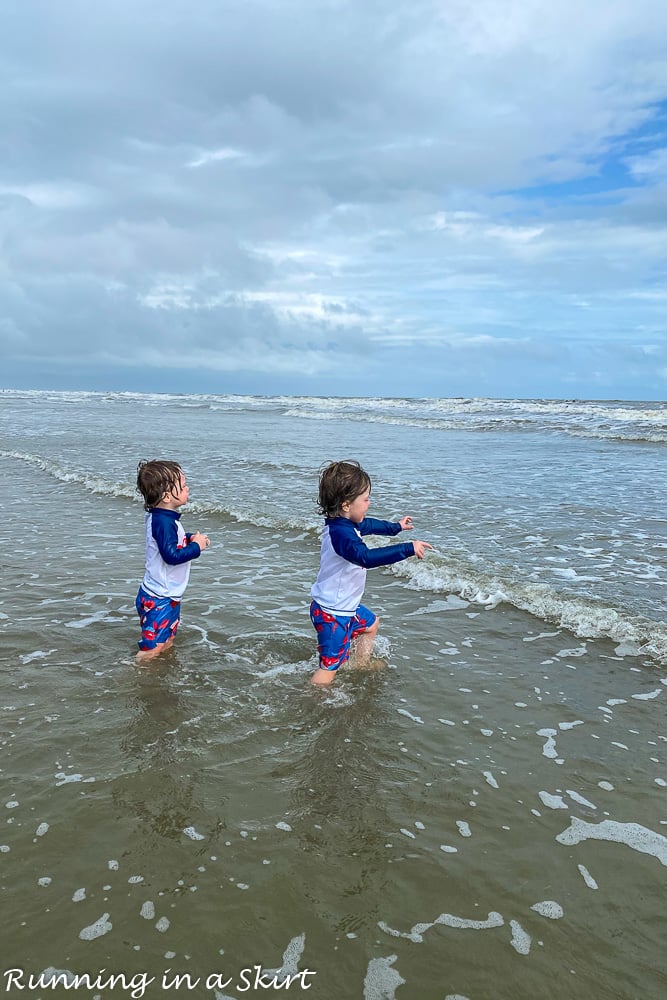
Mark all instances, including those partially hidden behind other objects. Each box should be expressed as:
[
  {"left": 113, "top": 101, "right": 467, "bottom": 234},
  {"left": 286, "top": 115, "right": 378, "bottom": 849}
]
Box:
[
  {"left": 310, "top": 516, "right": 414, "bottom": 615},
  {"left": 141, "top": 507, "right": 201, "bottom": 599}
]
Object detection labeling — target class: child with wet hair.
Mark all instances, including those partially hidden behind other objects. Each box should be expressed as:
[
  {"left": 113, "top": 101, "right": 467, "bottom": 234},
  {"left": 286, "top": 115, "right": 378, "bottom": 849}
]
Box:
[
  {"left": 134, "top": 460, "right": 210, "bottom": 662},
  {"left": 309, "top": 460, "right": 432, "bottom": 685}
]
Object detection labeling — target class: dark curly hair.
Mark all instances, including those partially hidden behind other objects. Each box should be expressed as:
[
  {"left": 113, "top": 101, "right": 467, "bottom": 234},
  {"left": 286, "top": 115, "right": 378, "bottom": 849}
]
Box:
[
  {"left": 316, "top": 460, "right": 372, "bottom": 518},
  {"left": 136, "top": 459, "right": 183, "bottom": 511}
]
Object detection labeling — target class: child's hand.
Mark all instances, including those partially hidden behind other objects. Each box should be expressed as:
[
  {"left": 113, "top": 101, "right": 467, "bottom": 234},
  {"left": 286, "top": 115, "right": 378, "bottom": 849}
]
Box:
[
  {"left": 398, "top": 516, "right": 414, "bottom": 530},
  {"left": 192, "top": 531, "right": 210, "bottom": 550},
  {"left": 412, "top": 540, "right": 433, "bottom": 559}
]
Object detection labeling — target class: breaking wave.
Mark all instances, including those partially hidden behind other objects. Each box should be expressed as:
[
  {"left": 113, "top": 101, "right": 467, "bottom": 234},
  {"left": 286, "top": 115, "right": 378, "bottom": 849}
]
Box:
[{"left": 390, "top": 553, "right": 667, "bottom": 665}]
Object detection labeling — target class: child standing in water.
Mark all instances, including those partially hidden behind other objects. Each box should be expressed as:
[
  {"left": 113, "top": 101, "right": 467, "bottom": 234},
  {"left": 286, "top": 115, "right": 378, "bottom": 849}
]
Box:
[
  {"left": 135, "top": 460, "right": 210, "bottom": 662},
  {"left": 309, "top": 460, "right": 432, "bottom": 685}
]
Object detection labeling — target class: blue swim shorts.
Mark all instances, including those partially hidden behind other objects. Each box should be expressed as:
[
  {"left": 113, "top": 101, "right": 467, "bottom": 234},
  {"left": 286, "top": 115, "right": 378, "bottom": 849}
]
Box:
[
  {"left": 135, "top": 586, "right": 181, "bottom": 651},
  {"left": 309, "top": 600, "right": 377, "bottom": 671}
]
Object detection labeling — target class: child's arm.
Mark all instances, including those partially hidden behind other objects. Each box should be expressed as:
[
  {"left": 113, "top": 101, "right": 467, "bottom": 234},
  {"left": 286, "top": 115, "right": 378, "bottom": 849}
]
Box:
[
  {"left": 189, "top": 531, "right": 210, "bottom": 551},
  {"left": 152, "top": 518, "right": 206, "bottom": 565},
  {"left": 357, "top": 516, "right": 404, "bottom": 538},
  {"left": 186, "top": 532, "right": 211, "bottom": 546},
  {"left": 330, "top": 519, "right": 415, "bottom": 568}
]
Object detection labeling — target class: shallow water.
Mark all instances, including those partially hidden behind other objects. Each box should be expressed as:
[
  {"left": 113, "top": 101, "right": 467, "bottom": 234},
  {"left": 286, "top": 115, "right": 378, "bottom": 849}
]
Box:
[{"left": 1, "top": 392, "right": 666, "bottom": 999}]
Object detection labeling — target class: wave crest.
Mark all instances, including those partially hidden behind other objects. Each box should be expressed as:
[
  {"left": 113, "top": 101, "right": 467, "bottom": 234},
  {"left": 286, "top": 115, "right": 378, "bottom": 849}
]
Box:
[{"left": 391, "top": 554, "right": 667, "bottom": 663}]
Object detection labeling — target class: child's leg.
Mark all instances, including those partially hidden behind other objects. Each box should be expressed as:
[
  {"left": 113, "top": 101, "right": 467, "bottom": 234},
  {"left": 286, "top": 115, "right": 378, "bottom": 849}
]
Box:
[
  {"left": 348, "top": 605, "right": 379, "bottom": 667},
  {"left": 351, "top": 618, "right": 379, "bottom": 666},
  {"left": 309, "top": 601, "right": 352, "bottom": 686},
  {"left": 135, "top": 590, "right": 180, "bottom": 664},
  {"left": 136, "top": 636, "right": 175, "bottom": 663},
  {"left": 311, "top": 665, "right": 337, "bottom": 686}
]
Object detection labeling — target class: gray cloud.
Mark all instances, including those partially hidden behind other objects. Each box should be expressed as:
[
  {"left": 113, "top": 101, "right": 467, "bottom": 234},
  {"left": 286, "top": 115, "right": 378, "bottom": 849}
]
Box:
[{"left": 2, "top": 0, "right": 667, "bottom": 398}]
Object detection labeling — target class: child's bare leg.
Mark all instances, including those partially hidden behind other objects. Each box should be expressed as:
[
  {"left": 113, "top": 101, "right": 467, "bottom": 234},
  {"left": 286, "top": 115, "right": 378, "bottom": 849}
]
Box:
[
  {"left": 311, "top": 666, "right": 337, "bottom": 686},
  {"left": 135, "top": 637, "right": 174, "bottom": 664},
  {"left": 351, "top": 618, "right": 379, "bottom": 667}
]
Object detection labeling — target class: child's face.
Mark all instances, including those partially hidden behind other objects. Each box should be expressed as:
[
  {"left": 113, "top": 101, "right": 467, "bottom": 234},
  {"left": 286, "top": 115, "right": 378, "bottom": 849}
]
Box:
[
  {"left": 161, "top": 474, "right": 189, "bottom": 509},
  {"left": 342, "top": 489, "right": 370, "bottom": 523}
]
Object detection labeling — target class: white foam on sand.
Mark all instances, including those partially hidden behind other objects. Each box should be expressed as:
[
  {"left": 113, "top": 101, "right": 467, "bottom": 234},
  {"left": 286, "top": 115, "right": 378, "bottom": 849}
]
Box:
[
  {"left": 55, "top": 772, "right": 95, "bottom": 786},
  {"left": 379, "top": 911, "right": 503, "bottom": 943},
  {"left": 183, "top": 826, "right": 205, "bottom": 841},
  {"left": 566, "top": 790, "right": 596, "bottom": 810},
  {"left": 397, "top": 708, "right": 424, "bottom": 724},
  {"left": 539, "top": 791, "right": 567, "bottom": 810},
  {"left": 277, "top": 933, "right": 306, "bottom": 978},
  {"left": 537, "top": 729, "right": 559, "bottom": 759},
  {"left": 509, "top": 919, "right": 531, "bottom": 955},
  {"left": 530, "top": 901, "right": 564, "bottom": 919},
  {"left": 79, "top": 913, "right": 112, "bottom": 940},
  {"left": 406, "top": 597, "right": 469, "bottom": 615},
  {"left": 577, "top": 864, "right": 599, "bottom": 889},
  {"left": 363, "top": 956, "right": 405, "bottom": 1000},
  {"left": 556, "top": 818, "right": 667, "bottom": 866},
  {"left": 20, "top": 649, "right": 57, "bottom": 664},
  {"left": 524, "top": 631, "right": 562, "bottom": 642}
]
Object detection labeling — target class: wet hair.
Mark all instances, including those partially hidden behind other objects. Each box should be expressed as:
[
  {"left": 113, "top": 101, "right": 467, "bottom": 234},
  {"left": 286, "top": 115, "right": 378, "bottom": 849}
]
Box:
[
  {"left": 317, "top": 460, "right": 371, "bottom": 518},
  {"left": 136, "top": 459, "right": 184, "bottom": 511}
]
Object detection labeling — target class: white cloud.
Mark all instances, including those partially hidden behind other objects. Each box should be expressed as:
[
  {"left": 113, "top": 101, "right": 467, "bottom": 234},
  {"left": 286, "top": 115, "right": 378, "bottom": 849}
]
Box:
[
  {"left": 625, "top": 148, "right": 667, "bottom": 180},
  {"left": 0, "top": 182, "right": 96, "bottom": 209},
  {"left": 187, "top": 147, "right": 247, "bottom": 168}
]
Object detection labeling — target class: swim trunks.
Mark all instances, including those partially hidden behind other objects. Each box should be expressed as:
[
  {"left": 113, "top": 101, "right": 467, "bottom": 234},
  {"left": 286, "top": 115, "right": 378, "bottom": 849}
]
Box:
[
  {"left": 309, "top": 600, "right": 377, "bottom": 671},
  {"left": 135, "top": 586, "right": 181, "bottom": 650}
]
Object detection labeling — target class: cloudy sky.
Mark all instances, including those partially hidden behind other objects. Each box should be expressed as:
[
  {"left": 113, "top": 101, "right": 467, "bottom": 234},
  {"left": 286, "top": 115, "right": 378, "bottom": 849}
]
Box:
[{"left": 2, "top": 0, "right": 666, "bottom": 399}]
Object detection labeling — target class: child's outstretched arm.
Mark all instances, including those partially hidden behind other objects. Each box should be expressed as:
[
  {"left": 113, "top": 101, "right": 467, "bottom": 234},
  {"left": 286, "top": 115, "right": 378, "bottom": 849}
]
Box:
[
  {"left": 330, "top": 519, "right": 429, "bottom": 568},
  {"left": 357, "top": 516, "right": 404, "bottom": 538}
]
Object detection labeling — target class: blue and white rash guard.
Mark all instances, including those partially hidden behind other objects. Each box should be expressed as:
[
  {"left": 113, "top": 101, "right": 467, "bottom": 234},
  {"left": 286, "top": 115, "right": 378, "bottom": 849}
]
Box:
[
  {"left": 310, "top": 516, "right": 414, "bottom": 616},
  {"left": 141, "top": 507, "right": 202, "bottom": 599}
]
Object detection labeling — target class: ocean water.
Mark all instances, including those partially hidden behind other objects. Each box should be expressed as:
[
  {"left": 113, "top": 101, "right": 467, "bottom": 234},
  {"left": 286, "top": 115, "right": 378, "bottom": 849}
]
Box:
[{"left": 0, "top": 390, "right": 665, "bottom": 999}]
